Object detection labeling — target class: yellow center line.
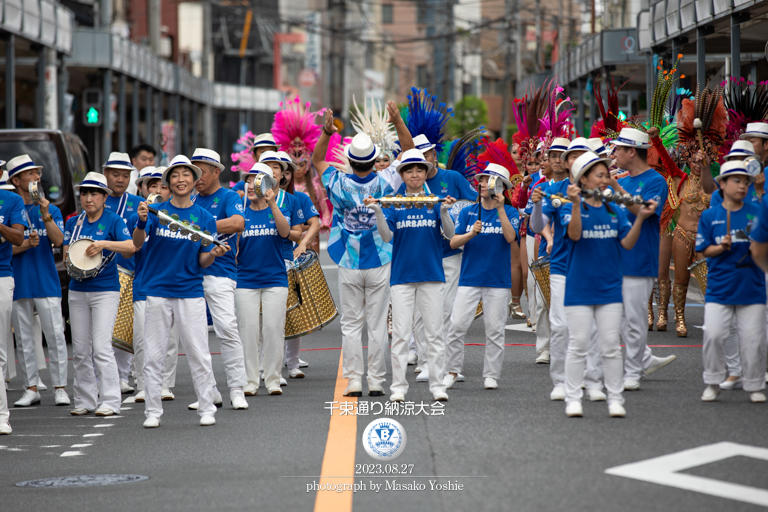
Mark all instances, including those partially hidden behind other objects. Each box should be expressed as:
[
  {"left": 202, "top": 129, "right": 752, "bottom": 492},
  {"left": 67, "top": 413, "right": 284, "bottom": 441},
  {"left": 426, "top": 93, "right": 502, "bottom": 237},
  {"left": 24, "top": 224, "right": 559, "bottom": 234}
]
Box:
[{"left": 314, "top": 352, "right": 357, "bottom": 512}]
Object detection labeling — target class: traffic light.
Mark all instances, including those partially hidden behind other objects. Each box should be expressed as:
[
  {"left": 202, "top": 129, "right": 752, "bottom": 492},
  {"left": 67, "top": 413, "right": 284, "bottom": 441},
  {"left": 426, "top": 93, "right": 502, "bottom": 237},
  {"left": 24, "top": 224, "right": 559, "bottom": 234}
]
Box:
[{"left": 82, "top": 88, "right": 103, "bottom": 127}]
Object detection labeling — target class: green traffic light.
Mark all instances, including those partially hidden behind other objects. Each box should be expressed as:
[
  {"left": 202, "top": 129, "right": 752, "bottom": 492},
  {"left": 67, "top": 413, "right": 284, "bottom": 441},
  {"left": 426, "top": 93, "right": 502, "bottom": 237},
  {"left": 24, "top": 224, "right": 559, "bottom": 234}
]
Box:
[{"left": 86, "top": 107, "right": 99, "bottom": 124}]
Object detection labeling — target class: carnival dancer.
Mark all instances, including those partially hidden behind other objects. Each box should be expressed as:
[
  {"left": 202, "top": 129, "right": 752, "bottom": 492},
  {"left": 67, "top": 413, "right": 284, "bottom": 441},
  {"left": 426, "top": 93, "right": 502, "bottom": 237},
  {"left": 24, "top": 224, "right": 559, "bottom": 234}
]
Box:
[
  {"left": 235, "top": 163, "right": 293, "bottom": 396},
  {"left": 697, "top": 161, "right": 766, "bottom": 402},
  {"left": 7, "top": 156, "right": 69, "bottom": 407},
  {"left": 609, "top": 128, "right": 677, "bottom": 391},
  {"left": 133, "top": 155, "right": 230, "bottom": 427},
  {"left": 0, "top": 171, "right": 28, "bottom": 433},
  {"left": 351, "top": 97, "right": 401, "bottom": 191},
  {"left": 232, "top": 133, "right": 278, "bottom": 196},
  {"left": 188, "top": 148, "right": 248, "bottom": 410},
  {"left": 102, "top": 151, "right": 143, "bottom": 394},
  {"left": 444, "top": 163, "right": 518, "bottom": 389},
  {"left": 365, "top": 149, "right": 455, "bottom": 401},
  {"left": 64, "top": 172, "right": 135, "bottom": 416},
  {"left": 561, "top": 152, "right": 656, "bottom": 418},
  {"left": 313, "top": 104, "right": 410, "bottom": 397}
]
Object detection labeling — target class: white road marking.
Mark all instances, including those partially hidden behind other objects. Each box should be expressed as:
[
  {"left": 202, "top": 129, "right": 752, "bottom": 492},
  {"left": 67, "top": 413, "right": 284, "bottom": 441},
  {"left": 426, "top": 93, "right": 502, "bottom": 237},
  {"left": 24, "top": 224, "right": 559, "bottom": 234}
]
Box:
[
  {"left": 41, "top": 445, "right": 61, "bottom": 448},
  {"left": 60, "top": 451, "right": 84, "bottom": 457},
  {"left": 122, "top": 396, "right": 137, "bottom": 404},
  {"left": 505, "top": 324, "right": 535, "bottom": 332},
  {"left": 606, "top": 442, "right": 768, "bottom": 507},
  {"left": 70, "top": 444, "right": 92, "bottom": 448},
  {"left": 83, "top": 433, "right": 103, "bottom": 437},
  {"left": 94, "top": 424, "right": 113, "bottom": 428}
]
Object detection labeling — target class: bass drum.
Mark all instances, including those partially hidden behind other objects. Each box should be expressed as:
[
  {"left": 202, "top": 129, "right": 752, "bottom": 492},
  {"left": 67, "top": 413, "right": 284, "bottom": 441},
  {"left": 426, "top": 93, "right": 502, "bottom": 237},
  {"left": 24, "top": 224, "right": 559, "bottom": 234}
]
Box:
[
  {"left": 112, "top": 267, "right": 135, "bottom": 354},
  {"left": 285, "top": 250, "right": 339, "bottom": 340},
  {"left": 688, "top": 258, "right": 708, "bottom": 296},
  {"left": 530, "top": 256, "right": 551, "bottom": 310}
]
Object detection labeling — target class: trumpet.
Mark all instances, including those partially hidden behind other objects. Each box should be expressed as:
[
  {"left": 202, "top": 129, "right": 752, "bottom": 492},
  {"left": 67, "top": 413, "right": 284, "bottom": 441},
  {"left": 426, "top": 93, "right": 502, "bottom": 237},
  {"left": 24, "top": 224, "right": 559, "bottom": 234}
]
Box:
[
  {"left": 148, "top": 206, "right": 223, "bottom": 247},
  {"left": 379, "top": 194, "right": 446, "bottom": 209}
]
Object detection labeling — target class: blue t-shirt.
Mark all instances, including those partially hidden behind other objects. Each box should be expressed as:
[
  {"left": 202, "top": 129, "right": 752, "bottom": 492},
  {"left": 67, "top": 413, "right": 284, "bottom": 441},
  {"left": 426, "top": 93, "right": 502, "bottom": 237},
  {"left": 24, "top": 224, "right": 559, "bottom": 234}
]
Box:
[
  {"left": 525, "top": 180, "right": 550, "bottom": 257},
  {"left": 137, "top": 201, "right": 216, "bottom": 299},
  {"left": 236, "top": 206, "right": 288, "bottom": 289},
  {"left": 456, "top": 203, "right": 519, "bottom": 288},
  {"left": 232, "top": 180, "right": 245, "bottom": 192},
  {"left": 276, "top": 191, "right": 305, "bottom": 261},
  {"left": 193, "top": 187, "right": 245, "bottom": 281},
  {"left": 294, "top": 191, "right": 320, "bottom": 221},
  {"left": 564, "top": 202, "right": 632, "bottom": 306},
  {"left": 696, "top": 203, "right": 765, "bottom": 305},
  {"left": 126, "top": 213, "right": 147, "bottom": 302},
  {"left": 541, "top": 179, "right": 572, "bottom": 276},
  {"left": 13, "top": 203, "right": 64, "bottom": 299},
  {"left": 323, "top": 166, "right": 393, "bottom": 269},
  {"left": 384, "top": 205, "right": 445, "bottom": 286},
  {"left": 104, "top": 192, "right": 142, "bottom": 272},
  {"left": 396, "top": 168, "right": 478, "bottom": 258},
  {"left": 64, "top": 209, "right": 131, "bottom": 292},
  {"left": 617, "top": 169, "right": 667, "bottom": 277},
  {"left": 0, "top": 191, "right": 29, "bottom": 278},
  {"left": 710, "top": 183, "right": 761, "bottom": 208},
  {"left": 751, "top": 195, "right": 768, "bottom": 243}
]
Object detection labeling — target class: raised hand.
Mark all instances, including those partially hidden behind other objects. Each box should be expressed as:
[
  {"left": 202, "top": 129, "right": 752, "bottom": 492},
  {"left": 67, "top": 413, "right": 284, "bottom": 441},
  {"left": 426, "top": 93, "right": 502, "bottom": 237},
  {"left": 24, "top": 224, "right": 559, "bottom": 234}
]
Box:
[{"left": 323, "top": 109, "right": 337, "bottom": 134}]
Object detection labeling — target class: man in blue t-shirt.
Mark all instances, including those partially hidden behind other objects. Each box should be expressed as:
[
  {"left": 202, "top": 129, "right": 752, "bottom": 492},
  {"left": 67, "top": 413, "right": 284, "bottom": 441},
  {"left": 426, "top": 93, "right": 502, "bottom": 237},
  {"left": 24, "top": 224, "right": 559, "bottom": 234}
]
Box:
[
  {"left": 190, "top": 148, "right": 248, "bottom": 411},
  {"left": 8, "top": 155, "right": 70, "bottom": 408},
  {"left": 0, "top": 177, "right": 29, "bottom": 435},
  {"left": 610, "top": 128, "right": 677, "bottom": 391},
  {"left": 313, "top": 103, "right": 414, "bottom": 398}
]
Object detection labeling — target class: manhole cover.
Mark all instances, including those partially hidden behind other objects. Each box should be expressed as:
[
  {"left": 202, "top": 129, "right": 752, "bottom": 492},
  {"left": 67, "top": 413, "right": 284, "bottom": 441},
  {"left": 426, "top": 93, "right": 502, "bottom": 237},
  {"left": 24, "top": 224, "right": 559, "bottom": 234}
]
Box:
[{"left": 16, "top": 475, "right": 149, "bottom": 488}]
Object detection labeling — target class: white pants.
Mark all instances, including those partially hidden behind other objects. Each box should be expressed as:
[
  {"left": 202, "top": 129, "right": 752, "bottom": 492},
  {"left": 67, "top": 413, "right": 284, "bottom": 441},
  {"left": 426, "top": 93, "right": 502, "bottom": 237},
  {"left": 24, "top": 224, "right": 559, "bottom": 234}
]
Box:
[
  {"left": 2, "top": 322, "right": 14, "bottom": 381},
  {"left": 203, "top": 275, "right": 247, "bottom": 389},
  {"left": 285, "top": 338, "right": 302, "bottom": 370},
  {"left": 703, "top": 303, "right": 767, "bottom": 392},
  {"left": 549, "top": 274, "right": 603, "bottom": 389},
  {"left": 162, "top": 323, "right": 180, "bottom": 388},
  {"left": 133, "top": 300, "right": 146, "bottom": 390},
  {"left": 412, "top": 253, "right": 462, "bottom": 367},
  {"left": 12, "top": 297, "right": 68, "bottom": 388},
  {"left": 0, "top": 277, "right": 13, "bottom": 423},
  {"left": 526, "top": 234, "right": 537, "bottom": 325},
  {"left": 338, "top": 263, "right": 390, "bottom": 389},
  {"left": 144, "top": 296, "right": 215, "bottom": 418},
  {"left": 391, "top": 282, "right": 447, "bottom": 395},
  {"left": 446, "top": 286, "right": 510, "bottom": 379},
  {"left": 724, "top": 320, "right": 741, "bottom": 376},
  {"left": 621, "top": 277, "right": 655, "bottom": 381},
  {"left": 69, "top": 290, "right": 121, "bottom": 412},
  {"left": 565, "top": 303, "right": 624, "bottom": 404},
  {"left": 236, "top": 287, "right": 288, "bottom": 390},
  {"left": 114, "top": 346, "right": 132, "bottom": 383},
  {"left": 535, "top": 285, "right": 550, "bottom": 355}
]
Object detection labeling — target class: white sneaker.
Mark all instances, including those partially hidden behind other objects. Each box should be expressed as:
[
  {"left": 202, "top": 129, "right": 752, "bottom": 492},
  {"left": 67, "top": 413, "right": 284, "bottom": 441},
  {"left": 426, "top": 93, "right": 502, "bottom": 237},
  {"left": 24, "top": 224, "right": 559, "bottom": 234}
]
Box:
[
  {"left": 268, "top": 387, "right": 282, "bottom": 395},
  {"left": 244, "top": 383, "right": 258, "bottom": 396},
  {"left": 701, "top": 385, "right": 720, "bottom": 402},
  {"left": 484, "top": 378, "right": 498, "bottom": 390},
  {"left": 143, "top": 417, "right": 160, "bottom": 428},
  {"left": 120, "top": 381, "right": 135, "bottom": 394},
  {"left": 343, "top": 380, "right": 363, "bottom": 397},
  {"left": 416, "top": 369, "right": 430, "bottom": 383},
  {"left": 37, "top": 381, "right": 48, "bottom": 391},
  {"left": 608, "top": 402, "right": 626, "bottom": 418},
  {"left": 188, "top": 401, "right": 199, "bottom": 410},
  {"left": 213, "top": 390, "right": 223, "bottom": 406},
  {"left": 14, "top": 389, "right": 41, "bottom": 407},
  {"left": 54, "top": 389, "right": 71, "bottom": 406},
  {"left": 433, "top": 392, "right": 449, "bottom": 401},
  {"left": 299, "top": 359, "right": 309, "bottom": 368},
  {"left": 565, "top": 401, "right": 583, "bottom": 417},
  {"left": 134, "top": 390, "right": 146, "bottom": 402},
  {"left": 750, "top": 392, "right": 767, "bottom": 403},
  {"left": 390, "top": 392, "right": 405, "bottom": 402},
  {"left": 70, "top": 407, "right": 92, "bottom": 415},
  {"left": 230, "top": 390, "right": 248, "bottom": 410},
  {"left": 535, "top": 350, "right": 550, "bottom": 364},
  {"left": 587, "top": 389, "right": 607, "bottom": 402},
  {"left": 200, "top": 415, "right": 216, "bottom": 426},
  {"left": 456, "top": 373, "right": 465, "bottom": 382},
  {"left": 413, "top": 366, "right": 422, "bottom": 374},
  {"left": 444, "top": 374, "right": 458, "bottom": 389},
  {"left": 161, "top": 389, "right": 175, "bottom": 400},
  {"left": 279, "top": 377, "right": 288, "bottom": 387},
  {"left": 0, "top": 422, "right": 11, "bottom": 435},
  {"left": 550, "top": 386, "right": 566, "bottom": 401},
  {"left": 368, "top": 385, "right": 385, "bottom": 397},
  {"left": 719, "top": 377, "right": 743, "bottom": 390},
  {"left": 288, "top": 368, "right": 305, "bottom": 379},
  {"left": 644, "top": 355, "right": 677, "bottom": 376},
  {"left": 407, "top": 352, "right": 418, "bottom": 365},
  {"left": 94, "top": 406, "right": 116, "bottom": 416},
  {"left": 623, "top": 379, "right": 640, "bottom": 391}
]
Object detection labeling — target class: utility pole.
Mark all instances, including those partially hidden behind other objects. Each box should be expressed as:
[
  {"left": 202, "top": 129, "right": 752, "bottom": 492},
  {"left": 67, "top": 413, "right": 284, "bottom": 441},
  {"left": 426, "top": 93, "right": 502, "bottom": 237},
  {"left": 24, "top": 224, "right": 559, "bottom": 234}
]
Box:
[
  {"left": 591, "top": 0, "right": 596, "bottom": 34},
  {"left": 515, "top": 1, "right": 522, "bottom": 95},
  {"left": 444, "top": 0, "right": 455, "bottom": 104},
  {"left": 557, "top": 0, "right": 563, "bottom": 65},
  {"left": 500, "top": 0, "right": 513, "bottom": 141},
  {"left": 535, "top": 1, "right": 542, "bottom": 72},
  {"left": 329, "top": 0, "right": 346, "bottom": 115},
  {"left": 202, "top": 0, "right": 213, "bottom": 147},
  {"left": 149, "top": 0, "right": 161, "bottom": 55}
]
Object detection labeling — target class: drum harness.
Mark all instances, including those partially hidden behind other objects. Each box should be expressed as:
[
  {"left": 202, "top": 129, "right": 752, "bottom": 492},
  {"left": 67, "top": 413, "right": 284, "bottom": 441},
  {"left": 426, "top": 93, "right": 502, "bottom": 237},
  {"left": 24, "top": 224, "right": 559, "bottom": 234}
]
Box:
[{"left": 69, "top": 194, "right": 127, "bottom": 278}]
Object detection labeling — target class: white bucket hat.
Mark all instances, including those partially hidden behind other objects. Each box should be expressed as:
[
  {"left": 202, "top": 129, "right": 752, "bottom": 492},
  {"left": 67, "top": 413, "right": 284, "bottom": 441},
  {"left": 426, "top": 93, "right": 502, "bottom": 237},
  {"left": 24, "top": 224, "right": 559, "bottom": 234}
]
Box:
[
  {"left": 252, "top": 133, "right": 278, "bottom": 148},
  {"left": 476, "top": 162, "right": 513, "bottom": 190},
  {"left": 395, "top": 149, "right": 434, "bottom": 174},
  {"left": 162, "top": 155, "right": 202, "bottom": 185},
  {"left": 259, "top": 150, "right": 288, "bottom": 171},
  {"left": 715, "top": 160, "right": 754, "bottom": 183},
  {"left": 588, "top": 138, "right": 611, "bottom": 157},
  {"left": 6, "top": 154, "right": 43, "bottom": 178},
  {"left": 276, "top": 151, "right": 298, "bottom": 173},
  {"left": 191, "top": 148, "right": 225, "bottom": 171},
  {"left": 345, "top": 133, "right": 380, "bottom": 163},
  {"left": 412, "top": 134, "right": 436, "bottom": 153},
  {"left": 102, "top": 152, "right": 135, "bottom": 171},
  {"left": 571, "top": 152, "right": 614, "bottom": 184},
  {"left": 612, "top": 128, "right": 650, "bottom": 149},
  {"left": 546, "top": 138, "right": 571, "bottom": 156},
  {"left": 739, "top": 122, "right": 768, "bottom": 140},
  {"left": 534, "top": 141, "right": 545, "bottom": 156},
  {"left": 725, "top": 140, "right": 758, "bottom": 160},
  {"left": 0, "top": 171, "right": 14, "bottom": 190},
  {"left": 135, "top": 166, "right": 163, "bottom": 186},
  {"left": 560, "top": 138, "right": 594, "bottom": 161},
  {"left": 75, "top": 172, "right": 113, "bottom": 195}
]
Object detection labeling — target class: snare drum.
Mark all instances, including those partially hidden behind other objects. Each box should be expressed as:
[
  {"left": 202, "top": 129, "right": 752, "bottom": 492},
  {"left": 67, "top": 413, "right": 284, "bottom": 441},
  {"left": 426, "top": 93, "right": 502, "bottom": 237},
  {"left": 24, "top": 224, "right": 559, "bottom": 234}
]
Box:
[
  {"left": 688, "top": 258, "right": 708, "bottom": 296},
  {"left": 285, "top": 250, "right": 339, "bottom": 339},
  {"left": 112, "top": 267, "right": 135, "bottom": 353},
  {"left": 66, "top": 238, "right": 102, "bottom": 281},
  {"left": 530, "top": 256, "right": 551, "bottom": 309}
]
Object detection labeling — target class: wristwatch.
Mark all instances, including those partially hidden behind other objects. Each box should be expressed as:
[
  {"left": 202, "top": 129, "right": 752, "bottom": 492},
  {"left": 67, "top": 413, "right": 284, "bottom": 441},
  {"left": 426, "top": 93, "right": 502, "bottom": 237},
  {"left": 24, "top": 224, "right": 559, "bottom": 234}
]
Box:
[{"left": 42, "top": 213, "right": 53, "bottom": 223}]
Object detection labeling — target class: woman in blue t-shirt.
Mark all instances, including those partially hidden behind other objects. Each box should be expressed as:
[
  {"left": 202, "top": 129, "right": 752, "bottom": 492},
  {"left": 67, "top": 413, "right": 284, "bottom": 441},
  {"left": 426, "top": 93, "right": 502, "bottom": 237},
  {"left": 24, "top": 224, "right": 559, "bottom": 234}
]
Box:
[
  {"left": 696, "top": 161, "right": 767, "bottom": 404},
  {"left": 444, "top": 163, "right": 518, "bottom": 390},
  {"left": 365, "top": 149, "right": 456, "bottom": 402},
  {"left": 234, "top": 163, "right": 292, "bottom": 396},
  {"left": 562, "top": 153, "right": 655, "bottom": 418},
  {"left": 63, "top": 172, "right": 136, "bottom": 417}
]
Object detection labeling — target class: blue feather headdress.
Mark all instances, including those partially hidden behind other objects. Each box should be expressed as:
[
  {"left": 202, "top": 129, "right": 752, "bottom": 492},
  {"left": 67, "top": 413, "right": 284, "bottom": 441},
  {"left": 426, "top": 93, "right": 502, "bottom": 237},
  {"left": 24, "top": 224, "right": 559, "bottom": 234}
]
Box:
[{"left": 406, "top": 87, "right": 454, "bottom": 156}]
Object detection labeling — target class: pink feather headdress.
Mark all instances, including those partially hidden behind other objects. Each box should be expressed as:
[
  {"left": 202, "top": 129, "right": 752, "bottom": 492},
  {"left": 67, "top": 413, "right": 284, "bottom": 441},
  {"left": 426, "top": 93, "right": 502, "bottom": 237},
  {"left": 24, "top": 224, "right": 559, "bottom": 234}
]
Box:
[
  {"left": 230, "top": 131, "right": 258, "bottom": 173},
  {"left": 271, "top": 96, "right": 324, "bottom": 163}
]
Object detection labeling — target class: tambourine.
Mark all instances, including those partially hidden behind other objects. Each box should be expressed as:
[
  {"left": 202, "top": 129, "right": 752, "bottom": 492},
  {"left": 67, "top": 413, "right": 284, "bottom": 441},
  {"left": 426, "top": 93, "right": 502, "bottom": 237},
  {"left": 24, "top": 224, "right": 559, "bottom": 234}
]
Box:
[
  {"left": 379, "top": 194, "right": 445, "bottom": 210},
  {"left": 29, "top": 181, "right": 41, "bottom": 204},
  {"left": 743, "top": 156, "right": 762, "bottom": 178},
  {"left": 146, "top": 193, "right": 162, "bottom": 205},
  {"left": 486, "top": 176, "right": 505, "bottom": 196},
  {"left": 148, "top": 206, "right": 223, "bottom": 248},
  {"left": 252, "top": 173, "right": 277, "bottom": 197},
  {"left": 544, "top": 188, "right": 653, "bottom": 208}
]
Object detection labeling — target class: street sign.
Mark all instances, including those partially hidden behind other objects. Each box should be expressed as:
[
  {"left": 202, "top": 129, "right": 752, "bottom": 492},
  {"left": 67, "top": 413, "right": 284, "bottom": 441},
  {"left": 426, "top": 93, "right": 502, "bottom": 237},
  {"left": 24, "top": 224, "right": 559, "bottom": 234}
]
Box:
[{"left": 298, "top": 69, "right": 316, "bottom": 88}]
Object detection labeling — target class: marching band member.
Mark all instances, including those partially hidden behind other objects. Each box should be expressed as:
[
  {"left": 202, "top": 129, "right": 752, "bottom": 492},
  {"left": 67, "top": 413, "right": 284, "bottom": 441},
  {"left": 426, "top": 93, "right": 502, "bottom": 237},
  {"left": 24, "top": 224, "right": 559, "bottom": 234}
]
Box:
[
  {"left": 7, "top": 156, "right": 69, "bottom": 407},
  {"left": 444, "top": 164, "right": 518, "bottom": 389},
  {"left": 235, "top": 163, "right": 291, "bottom": 396},
  {"left": 189, "top": 148, "right": 248, "bottom": 410},
  {"left": 312, "top": 104, "right": 408, "bottom": 397},
  {"left": 232, "top": 133, "right": 278, "bottom": 197},
  {"left": 133, "top": 155, "right": 230, "bottom": 428},
  {"left": 737, "top": 122, "right": 768, "bottom": 202},
  {"left": 102, "top": 151, "right": 143, "bottom": 394},
  {"left": 128, "top": 144, "right": 157, "bottom": 196},
  {"left": 365, "top": 149, "right": 455, "bottom": 401},
  {"left": 63, "top": 173, "right": 135, "bottom": 416},
  {"left": 135, "top": 166, "right": 162, "bottom": 199},
  {"left": 697, "top": 161, "right": 766, "bottom": 402},
  {"left": 562, "top": 153, "right": 656, "bottom": 417},
  {"left": 0, "top": 168, "right": 28, "bottom": 434},
  {"left": 609, "top": 128, "right": 677, "bottom": 391}
]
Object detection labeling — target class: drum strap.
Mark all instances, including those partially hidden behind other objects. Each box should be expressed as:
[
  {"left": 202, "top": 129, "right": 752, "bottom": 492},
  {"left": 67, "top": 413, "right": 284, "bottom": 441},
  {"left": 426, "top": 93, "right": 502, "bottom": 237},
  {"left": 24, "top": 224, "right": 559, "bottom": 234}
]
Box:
[{"left": 116, "top": 193, "right": 128, "bottom": 218}]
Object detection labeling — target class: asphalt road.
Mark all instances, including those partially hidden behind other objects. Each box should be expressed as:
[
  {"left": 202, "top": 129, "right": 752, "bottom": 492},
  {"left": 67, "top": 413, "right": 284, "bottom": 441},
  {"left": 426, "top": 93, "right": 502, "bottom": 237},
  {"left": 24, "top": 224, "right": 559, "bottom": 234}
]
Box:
[{"left": 2, "top": 249, "right": 767, "bottom": 512}]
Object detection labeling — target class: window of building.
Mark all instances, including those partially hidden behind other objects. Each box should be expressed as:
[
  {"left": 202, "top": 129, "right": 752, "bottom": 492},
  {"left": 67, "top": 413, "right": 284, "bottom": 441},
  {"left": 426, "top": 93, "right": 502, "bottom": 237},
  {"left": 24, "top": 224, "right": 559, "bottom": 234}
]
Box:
[
  {"left": 416, "top": 64, "right": 428, "bottom": 88},
  {"left": 482, "top": 78, "right": 494, "bottom": 96},
  {"left": 382, "top": 4, "right": 393, "bottom": 24}
]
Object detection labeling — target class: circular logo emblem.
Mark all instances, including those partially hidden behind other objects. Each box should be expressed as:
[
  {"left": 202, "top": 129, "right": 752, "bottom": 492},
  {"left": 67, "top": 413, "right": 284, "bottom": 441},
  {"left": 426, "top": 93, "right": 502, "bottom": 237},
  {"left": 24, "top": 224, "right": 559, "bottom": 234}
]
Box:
[
  {"left": 620, "top": 36, "right": 636, "bottom": 52},
  {"left": 362, "top": 418, "right": 407, "bottom": 461}
]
